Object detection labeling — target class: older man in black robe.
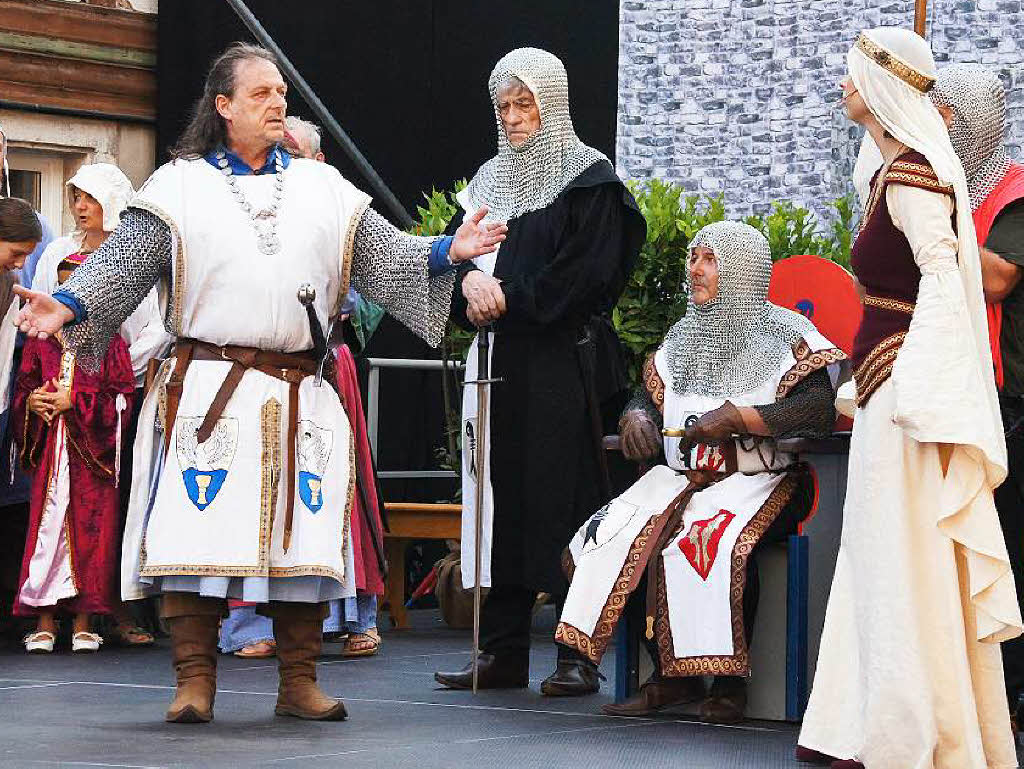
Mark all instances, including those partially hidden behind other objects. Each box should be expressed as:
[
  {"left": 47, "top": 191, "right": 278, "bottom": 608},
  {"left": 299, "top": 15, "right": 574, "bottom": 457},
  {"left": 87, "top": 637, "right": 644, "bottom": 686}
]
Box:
[{"left": 434, "top": 47, "right": 646, "bottom": 695}]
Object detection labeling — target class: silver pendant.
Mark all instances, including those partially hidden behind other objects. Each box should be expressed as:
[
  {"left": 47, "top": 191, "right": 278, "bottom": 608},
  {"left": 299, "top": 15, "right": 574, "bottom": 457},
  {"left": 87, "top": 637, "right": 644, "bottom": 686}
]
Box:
[{"left": 258, "top": 233, "right": 281, "bottom": 255}]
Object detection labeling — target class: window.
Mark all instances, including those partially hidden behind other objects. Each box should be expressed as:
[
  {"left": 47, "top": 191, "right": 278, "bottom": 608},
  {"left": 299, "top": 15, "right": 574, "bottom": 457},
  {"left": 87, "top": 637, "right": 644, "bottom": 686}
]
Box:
[{"left": 6, "top": 150, "right": 67, "bottom": 236}]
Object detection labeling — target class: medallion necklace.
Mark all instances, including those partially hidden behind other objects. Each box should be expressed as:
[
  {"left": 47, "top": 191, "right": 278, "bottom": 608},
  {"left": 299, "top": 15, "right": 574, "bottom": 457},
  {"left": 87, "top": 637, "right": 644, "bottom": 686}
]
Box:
[{"left": 215, "top": 149, "right": 285, "bottom": 256}]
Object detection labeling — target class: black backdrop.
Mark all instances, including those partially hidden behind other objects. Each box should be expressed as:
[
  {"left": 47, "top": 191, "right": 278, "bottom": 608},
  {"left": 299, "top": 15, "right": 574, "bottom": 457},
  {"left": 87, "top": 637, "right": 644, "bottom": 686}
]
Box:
[
  {"left": 156, "top": 0, "right": 620, "bottom": 219},
  {"left": 156, "top": 1, "right": 621, "bottom": 505}
]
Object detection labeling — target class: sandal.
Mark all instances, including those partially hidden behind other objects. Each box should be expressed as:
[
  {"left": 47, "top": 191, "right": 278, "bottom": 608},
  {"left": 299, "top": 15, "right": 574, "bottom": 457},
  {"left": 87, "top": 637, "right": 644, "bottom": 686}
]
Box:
[
  {"left": 341, "top": 628, "right": 380, "bottom": 657},
  {"left": 72, "top": 632, "right": 103, "bottom": 653},
  {"left": 109, "top": 624, "right": 155, "bottom": 647},
  {"left": 24, "top": 630, "right": 56, "bottom": 654},
  {"left": 234, "top": 640, "right": 276, "bottom": 659}
]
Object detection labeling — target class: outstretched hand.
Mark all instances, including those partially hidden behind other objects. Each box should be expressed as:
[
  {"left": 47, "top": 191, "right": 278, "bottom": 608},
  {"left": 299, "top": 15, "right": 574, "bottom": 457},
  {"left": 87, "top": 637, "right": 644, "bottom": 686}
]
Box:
[
  {"left": 450, "top": 206, "right": 508, "bottom": 263},
  {"left": 12, "top": 285, "right": 74, "bottom": 340}
]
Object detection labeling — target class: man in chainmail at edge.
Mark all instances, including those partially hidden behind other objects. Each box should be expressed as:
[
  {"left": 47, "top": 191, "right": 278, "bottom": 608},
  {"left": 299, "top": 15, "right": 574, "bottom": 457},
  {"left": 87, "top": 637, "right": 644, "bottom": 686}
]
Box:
[
  {"left": 557, "top": 222, "right": 845, "bottom": 723},
  {"left": 932, "top": 64, "right": 1024, "bottom": 736},
  {"left": 433, "top": 48, "right": 646, "bottom": 695},
  {"left": 13, "top": 43, "right": 506, "bottom": 725}
]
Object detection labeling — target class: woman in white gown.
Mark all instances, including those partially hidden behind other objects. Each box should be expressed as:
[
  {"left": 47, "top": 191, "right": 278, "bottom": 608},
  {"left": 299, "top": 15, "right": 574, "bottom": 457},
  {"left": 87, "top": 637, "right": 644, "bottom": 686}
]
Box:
[{"left": 796, "top": 27, "right": 1022, "bottom": 769}]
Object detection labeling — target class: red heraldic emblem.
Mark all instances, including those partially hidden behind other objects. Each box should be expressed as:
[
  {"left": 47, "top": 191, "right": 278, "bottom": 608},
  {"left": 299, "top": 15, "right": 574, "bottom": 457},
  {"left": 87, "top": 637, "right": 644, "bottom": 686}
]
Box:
[
  {"left": 695, "top": 443, "right": 725, "bottom": 473},
  {"left": 678, "top": 509, "right": 736, "bottom": 580}
]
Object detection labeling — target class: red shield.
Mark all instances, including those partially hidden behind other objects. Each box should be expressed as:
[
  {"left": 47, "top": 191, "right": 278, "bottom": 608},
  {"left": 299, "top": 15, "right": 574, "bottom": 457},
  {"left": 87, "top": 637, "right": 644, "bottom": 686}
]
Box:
[
  {"left": 695, "top": 443, "right": 725, "bottom": 473},
  {"left": 678, "top": 509, "right": 736, "bottom": 580}
]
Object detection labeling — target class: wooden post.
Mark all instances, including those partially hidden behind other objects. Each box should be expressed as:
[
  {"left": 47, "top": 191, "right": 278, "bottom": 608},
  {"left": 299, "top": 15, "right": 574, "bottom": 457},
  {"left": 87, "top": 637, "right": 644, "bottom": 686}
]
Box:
[{"left": 915, "top": 0, "right": 929, "bottom": 36}]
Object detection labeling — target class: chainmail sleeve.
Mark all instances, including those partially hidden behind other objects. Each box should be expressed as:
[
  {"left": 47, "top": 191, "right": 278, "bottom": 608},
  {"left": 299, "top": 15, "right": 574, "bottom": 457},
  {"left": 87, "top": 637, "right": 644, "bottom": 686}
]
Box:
[
  {"left": 622, "top": 387, "right": 663, "bottom": 430},
  {"left": 59, "top": 208, "right": 172, "bottom": 370},
  {"left": 349, "top": 207, "right": 455, "bottom": 348},
  {"left": 753, "top": 368, "right": 835, "bottom": 440}
]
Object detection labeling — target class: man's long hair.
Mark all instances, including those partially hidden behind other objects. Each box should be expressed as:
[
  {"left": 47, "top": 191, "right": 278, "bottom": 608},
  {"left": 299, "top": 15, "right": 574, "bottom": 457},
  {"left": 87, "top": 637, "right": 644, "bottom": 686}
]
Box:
[{"left": 170, "top": 42, "right": 280, "bottom": 160}]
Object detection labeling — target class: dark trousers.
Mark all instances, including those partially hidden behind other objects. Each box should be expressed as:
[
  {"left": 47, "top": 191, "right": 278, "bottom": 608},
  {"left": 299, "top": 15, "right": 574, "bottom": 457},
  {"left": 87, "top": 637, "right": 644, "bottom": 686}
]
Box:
[
  {"left": 995, "top": 399, "right": 1024, "bottom": 714},
  {"left": 480, "top": 583, "right": 587, "bottom": 663}
]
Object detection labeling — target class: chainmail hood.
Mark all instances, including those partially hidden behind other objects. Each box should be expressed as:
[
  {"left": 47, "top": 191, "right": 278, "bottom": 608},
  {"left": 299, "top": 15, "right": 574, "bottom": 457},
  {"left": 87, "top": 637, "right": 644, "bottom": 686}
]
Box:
[
  {"left": 464, "top": 47, "right": 608, "bottom": 222},
  {"left": 930, "top": 64, "right": 1010, "bottom": 210},
  {"left": 663, "top": 221, "right": 817, "bottom": 397}
]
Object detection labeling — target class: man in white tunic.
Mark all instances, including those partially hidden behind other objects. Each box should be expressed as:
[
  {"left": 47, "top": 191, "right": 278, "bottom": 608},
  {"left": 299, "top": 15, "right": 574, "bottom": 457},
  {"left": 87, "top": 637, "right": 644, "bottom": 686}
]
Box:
[
  {"left": 557, "top": 221, "right": 845, "bottom": 722},
  {"left": 12, "top": 43, "right": 505, "bottom": 724}
]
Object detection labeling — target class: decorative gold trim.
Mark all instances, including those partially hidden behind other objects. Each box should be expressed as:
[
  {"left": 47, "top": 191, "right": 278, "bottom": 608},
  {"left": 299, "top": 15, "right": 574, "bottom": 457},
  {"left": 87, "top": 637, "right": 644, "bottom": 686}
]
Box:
[
  {"left": 885, "top": 169, "right": 955, "bottom": 196},
  {"left": 129, "top": 199, "right": 185, "bottom": 335},
  {"left": 338, "top": 198, "right": 371, "bottom": 314},
  {"left": 656, "top": 472, "right": 799, "bottom": 677},
  {"left": 853, "top": 332, "right": 906, "bottom": 407},
  {"left": 260, "top": 398, "right": 281, "bottom": 571},
  {"left": 776, "top": 341, "right": 848, "bottom": 400},
  {"left": 643, "top": 352, "right": 666, "bottom": 414},
  {"left": 855, "top": 33, "right": 935, "bottom": 94},
  {"left": 554, "top": 512, "right": 665, "bottom": 664},
  {"left": 863, "top": 294, "right": 915, "bottom": 315}
]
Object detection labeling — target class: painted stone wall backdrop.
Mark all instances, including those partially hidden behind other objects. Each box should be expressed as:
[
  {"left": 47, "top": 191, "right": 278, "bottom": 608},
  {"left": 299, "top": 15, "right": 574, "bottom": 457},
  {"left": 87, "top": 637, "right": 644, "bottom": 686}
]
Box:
[{"left": 617, "top": 0, "right": 1023, "bottom": 219}]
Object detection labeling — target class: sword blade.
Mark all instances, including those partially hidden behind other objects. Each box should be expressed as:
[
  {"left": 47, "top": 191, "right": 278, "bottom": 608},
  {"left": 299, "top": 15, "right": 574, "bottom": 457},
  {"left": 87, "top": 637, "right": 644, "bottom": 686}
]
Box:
[{"left": 471, "top": 328, "right": 492, "bottom": 695}]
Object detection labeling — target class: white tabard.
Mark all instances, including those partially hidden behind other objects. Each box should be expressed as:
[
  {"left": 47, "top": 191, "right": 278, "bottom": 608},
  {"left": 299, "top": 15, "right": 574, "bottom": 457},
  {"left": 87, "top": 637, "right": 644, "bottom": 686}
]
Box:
[
  {"left": 120, "top": 157, "right": 370, "bottom": 600},
  {"left": 557, "top": 329, "right": 844, "bottom": 675}
]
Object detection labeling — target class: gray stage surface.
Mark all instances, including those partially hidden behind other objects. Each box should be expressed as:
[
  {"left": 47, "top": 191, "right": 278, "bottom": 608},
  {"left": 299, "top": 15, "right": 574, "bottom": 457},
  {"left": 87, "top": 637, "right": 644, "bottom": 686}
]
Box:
[{"left": 0, "top": 607, "right": 1018, "bottom": 769}]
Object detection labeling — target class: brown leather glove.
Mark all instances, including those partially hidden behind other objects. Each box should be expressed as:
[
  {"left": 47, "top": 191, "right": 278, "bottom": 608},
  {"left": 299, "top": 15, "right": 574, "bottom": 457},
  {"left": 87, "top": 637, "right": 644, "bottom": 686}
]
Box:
[
  {"left": 619, "top": 410, "right": 662, "bottom": 463},
  {"left": 680, "top": 400, "right": 746, "bottom": 457}
]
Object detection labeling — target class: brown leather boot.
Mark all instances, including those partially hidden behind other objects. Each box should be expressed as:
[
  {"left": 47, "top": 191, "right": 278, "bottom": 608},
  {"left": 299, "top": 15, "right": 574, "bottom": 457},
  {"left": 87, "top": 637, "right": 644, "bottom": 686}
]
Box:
[
  {"left": 165, "top": 615, "right": 219, "bottom": 723},
  {"left": 601, "top": 675, "right": 705, "bottom": 717},
  {"left": 271, "top": 612, "right": 347, "bottom": 720},
  {"left": 699, "top": 676, "right": 747, "bottom": 724}
]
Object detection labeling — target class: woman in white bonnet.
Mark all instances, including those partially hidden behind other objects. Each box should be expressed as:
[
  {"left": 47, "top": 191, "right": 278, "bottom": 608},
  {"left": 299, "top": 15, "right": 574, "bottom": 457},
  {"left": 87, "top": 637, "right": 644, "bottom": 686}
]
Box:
[{"left": 797, "top": 27, "right": 1021, "bottom": 769}]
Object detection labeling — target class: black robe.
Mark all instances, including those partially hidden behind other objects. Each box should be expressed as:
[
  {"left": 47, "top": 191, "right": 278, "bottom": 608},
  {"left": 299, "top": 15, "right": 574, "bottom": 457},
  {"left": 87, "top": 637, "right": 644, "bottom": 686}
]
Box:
[{"left": 450, "top": 160, "right": 646, "bottom": 593}]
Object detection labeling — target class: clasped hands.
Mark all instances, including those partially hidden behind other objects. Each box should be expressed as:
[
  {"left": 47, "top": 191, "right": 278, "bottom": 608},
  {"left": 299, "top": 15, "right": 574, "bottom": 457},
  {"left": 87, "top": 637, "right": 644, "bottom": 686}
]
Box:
[
  {"left": 27, "top": 378, "right": 72, "bottom": 424},
  {"left": 462, "top": 270, "right": 506, "bottom": 327},
  {"left": 619, "top": 401, "right": 748, "bottom": 463}
]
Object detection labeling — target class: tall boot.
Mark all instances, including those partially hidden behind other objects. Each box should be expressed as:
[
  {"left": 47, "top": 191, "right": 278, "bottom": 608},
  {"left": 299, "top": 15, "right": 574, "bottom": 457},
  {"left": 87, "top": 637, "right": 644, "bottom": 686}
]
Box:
[
  {"left": 162, "top": 592, "right": 225, "bottom": 724},
  {"left": 165, "top": 615, "right": 219, "bottom": 723},
  {"left": 264, "top": 601, "right": 347, "bottom": 721}
]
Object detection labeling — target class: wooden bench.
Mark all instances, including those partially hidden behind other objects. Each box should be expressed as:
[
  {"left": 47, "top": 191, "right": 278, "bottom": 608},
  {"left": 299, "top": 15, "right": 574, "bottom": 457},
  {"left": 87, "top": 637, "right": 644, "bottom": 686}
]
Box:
[{"left": 382, "top": 501, "right": 461, "bottom": 629}]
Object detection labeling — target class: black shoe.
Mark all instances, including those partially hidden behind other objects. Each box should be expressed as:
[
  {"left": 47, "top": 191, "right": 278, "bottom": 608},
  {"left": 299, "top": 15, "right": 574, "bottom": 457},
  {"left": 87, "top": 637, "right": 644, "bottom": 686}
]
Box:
[
  {"left": 698, "top": 676, "right": 747, "bottom": 724},
  {"left": 434, "top": 653, "right": 529, "bottom": 690},
  {"left": 540, "top": 659, "right": 603, "bottom": 696}
]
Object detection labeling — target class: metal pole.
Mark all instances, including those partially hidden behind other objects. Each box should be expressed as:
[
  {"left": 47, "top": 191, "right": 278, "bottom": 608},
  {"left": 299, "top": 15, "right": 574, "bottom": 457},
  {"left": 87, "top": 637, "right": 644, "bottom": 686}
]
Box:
[
  {"left": 914, "top": 0, "right": 928, "bottom": 36},
  {"left": 471, "top": 329, "right": 492, "bottom": 694},
  {"left": 223, "top": 0, "right": 414, "bottom": 228}
]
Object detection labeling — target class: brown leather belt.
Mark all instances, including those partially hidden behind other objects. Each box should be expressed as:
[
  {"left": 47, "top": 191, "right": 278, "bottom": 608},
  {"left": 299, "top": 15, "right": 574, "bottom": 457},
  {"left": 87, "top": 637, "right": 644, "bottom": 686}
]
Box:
[{"left": 163, "top": 338, "right": 317, "bottom": 554}]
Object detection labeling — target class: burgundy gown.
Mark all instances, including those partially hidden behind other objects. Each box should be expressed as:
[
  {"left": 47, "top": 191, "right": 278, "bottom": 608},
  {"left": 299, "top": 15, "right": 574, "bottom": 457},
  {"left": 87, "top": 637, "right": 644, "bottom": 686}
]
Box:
[{"left": 13, "top": 333, "right": 134, "bottom": 617}]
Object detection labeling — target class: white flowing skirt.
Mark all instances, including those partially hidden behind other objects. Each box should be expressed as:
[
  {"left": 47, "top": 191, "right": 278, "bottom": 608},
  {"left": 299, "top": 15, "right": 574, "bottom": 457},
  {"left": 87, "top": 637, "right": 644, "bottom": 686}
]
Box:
[{"left": 799, "top": 378, "right": 1017, "bottom": 769}]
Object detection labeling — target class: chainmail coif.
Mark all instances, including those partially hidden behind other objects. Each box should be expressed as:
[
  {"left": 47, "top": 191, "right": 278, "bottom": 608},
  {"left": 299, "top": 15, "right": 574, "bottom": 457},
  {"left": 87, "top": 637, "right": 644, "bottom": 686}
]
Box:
[
  {"left": 930, "top": 64, "right": 1010, "bottom": 210},
  {"left": 663, "top": 221, "right": 817, "bottom": 398},
  {"left": 464, "top": 47, "right": 608, "bottom": 223}
]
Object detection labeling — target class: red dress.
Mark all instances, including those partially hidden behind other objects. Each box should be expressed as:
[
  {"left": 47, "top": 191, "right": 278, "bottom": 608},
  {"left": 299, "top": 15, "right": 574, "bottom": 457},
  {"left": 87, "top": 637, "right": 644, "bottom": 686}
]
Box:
[{"left": 13, "top": 334, "right": 135, "bottom": 617}]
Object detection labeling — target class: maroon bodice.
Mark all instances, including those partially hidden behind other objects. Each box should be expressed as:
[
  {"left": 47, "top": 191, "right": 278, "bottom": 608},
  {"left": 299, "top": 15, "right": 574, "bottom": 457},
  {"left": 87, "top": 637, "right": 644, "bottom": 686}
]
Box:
[{"left": 848, "top": 152, "right": 953, "bottom": 405}]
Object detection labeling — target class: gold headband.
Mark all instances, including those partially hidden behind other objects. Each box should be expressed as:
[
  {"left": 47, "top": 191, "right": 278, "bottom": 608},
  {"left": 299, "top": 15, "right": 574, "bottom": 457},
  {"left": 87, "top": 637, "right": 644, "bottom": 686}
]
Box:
[{"left": 855, "top": 33, "right": 935, "bottom": 94}]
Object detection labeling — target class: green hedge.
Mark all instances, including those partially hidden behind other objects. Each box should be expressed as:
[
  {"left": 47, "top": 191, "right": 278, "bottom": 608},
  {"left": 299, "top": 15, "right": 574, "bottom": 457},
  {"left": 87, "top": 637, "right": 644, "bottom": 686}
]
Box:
[{"left": 406, "top": 180, "right": 856, "bottom": 380}]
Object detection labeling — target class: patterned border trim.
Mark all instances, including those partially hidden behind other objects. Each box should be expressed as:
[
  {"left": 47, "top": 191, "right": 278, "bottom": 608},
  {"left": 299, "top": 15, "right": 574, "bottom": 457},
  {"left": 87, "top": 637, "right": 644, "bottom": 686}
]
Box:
[
  {"left": 775, "top": 340, "right": 847, "bottom": 400},
  {"left": 656, "top": 472, "right": 798, "bottom": 677},
  {"left": 885, "top": 168, "right": 955, "bottom": 196},
  {"left": 259, "top": 398, "right": 281, "bottom": 572},
  {"left": 863, "top": 294, "right": 915, "bottom": 315},
  {"left": 855, "top": 33, "right": 935, "bottom": 94},
  {"left": 338, "top": 198, "right": 371, "bottom": 315},
  {"left": 554, "top": 512, "right": 665, "bottom": 664},
  {"left": 853, "top": 332, "right": 906, "bottom": 407},
  {"left": 643, "top": 352, "right": 666, "bottom": 414},
  {"left": 129, "top": 199, "right": 186, "bottom": 336}
]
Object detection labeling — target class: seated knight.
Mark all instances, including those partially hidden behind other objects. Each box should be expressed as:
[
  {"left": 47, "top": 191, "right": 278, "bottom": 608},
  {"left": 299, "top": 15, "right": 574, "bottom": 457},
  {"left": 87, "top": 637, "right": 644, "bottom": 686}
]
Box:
[{"left": 555, "top": 221, "right": 845, "bottom": 723}]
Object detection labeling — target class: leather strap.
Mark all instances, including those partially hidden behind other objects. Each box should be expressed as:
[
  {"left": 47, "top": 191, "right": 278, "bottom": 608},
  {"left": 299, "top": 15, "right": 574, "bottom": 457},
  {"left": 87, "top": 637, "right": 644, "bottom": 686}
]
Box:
[
  {"left": 165, "top": 338, "right": 317, "bottom": 554},
  {"left": 163, "top": 341, "right": 195, "bottom": 452},
  {"left": 284, "top": 380, "right": 300, "bottom": 553}
]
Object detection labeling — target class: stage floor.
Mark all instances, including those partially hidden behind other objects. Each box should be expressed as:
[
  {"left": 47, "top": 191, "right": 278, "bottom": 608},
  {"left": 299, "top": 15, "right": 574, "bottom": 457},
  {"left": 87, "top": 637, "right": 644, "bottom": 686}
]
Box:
[{"left": 1, "top": 607, "right": 1016, "bottom": 769}]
